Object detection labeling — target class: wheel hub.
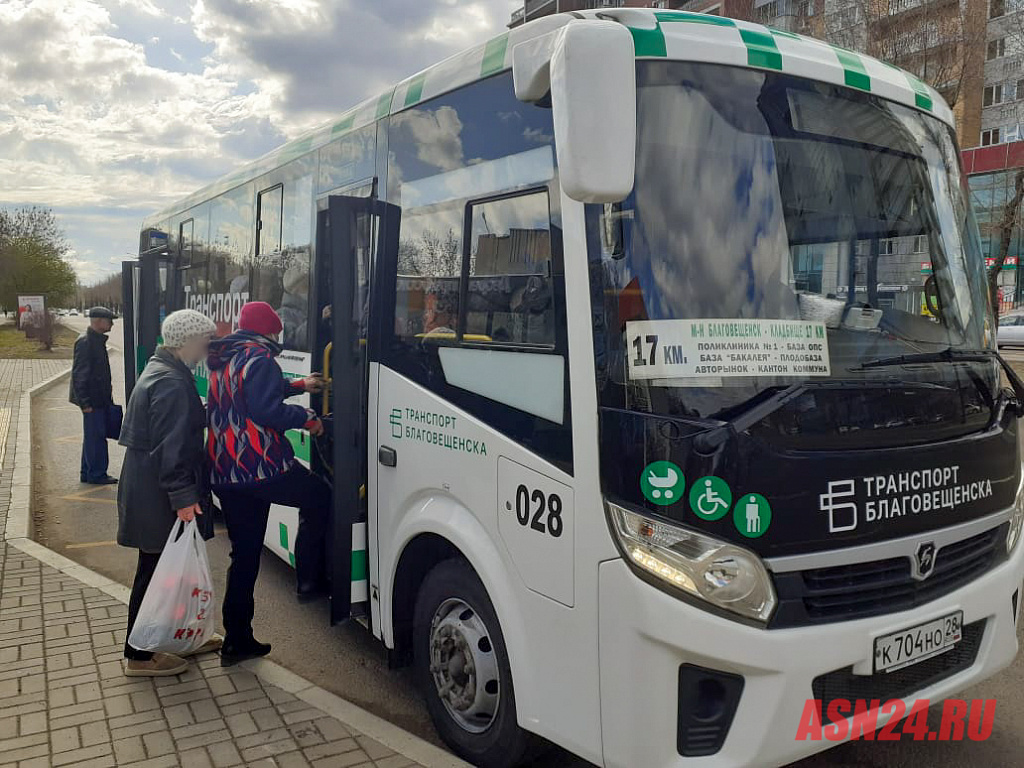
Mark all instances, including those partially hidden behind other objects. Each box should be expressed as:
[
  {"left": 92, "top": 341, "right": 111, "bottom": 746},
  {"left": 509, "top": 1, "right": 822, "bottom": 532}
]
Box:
[{"left": 429, "top": 598, "right": 500, "bottom": 734}]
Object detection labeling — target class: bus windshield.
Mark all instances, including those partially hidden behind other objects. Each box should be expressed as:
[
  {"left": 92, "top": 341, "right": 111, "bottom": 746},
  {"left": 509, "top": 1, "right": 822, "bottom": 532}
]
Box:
[{"left": 588, "top": 61, "right": 997, "bottom": 449}]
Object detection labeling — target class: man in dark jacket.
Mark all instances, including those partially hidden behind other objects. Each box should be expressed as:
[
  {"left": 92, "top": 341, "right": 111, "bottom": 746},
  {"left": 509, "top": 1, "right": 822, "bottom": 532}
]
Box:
[
  {"left": 70, "top": 306, "right": 117, "bottom": 484},
  {"left": 206, "top": 301, "right": 329, "bottom": 666}
]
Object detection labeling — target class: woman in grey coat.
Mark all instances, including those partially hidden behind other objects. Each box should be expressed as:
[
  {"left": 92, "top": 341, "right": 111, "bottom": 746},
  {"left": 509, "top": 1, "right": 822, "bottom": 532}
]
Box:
[{"left": 118, "top": 309, "right": 220, "bottom": 677}]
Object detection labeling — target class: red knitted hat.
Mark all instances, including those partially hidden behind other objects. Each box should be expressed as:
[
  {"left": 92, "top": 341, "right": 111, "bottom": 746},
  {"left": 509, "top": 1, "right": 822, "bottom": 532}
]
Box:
[{"left": 238, "top": 301, "right": 283, "bottom": 338}]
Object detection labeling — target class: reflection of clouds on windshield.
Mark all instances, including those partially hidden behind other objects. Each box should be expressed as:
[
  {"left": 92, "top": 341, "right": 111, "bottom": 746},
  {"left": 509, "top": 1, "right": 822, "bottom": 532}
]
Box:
[{"left": 634, "top": 76, "right": 792, "bottom": 324}]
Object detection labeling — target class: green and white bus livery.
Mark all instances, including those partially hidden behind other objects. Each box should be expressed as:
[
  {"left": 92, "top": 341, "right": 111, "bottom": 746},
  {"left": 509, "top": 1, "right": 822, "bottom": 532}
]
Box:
[{"left": 124, "top": 9, "right": 1024, "bottom": 768}]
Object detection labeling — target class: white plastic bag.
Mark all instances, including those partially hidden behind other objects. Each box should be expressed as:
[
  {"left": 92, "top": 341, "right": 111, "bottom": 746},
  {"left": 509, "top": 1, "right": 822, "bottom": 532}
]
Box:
[{"left": 127, "top": 519, "right": 215, "bottom": 655}]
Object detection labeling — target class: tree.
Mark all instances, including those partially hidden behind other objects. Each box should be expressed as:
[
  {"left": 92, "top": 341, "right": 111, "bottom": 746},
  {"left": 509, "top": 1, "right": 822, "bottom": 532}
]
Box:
[
  {"left": 78, "top": 272, "right": 123, "bottom": 313},
  {"left": 0, "top": 207, "right": 77, "bottom": 312},
  {"left": 988, "top": 169, "right": 1024, "bottom": 323}
]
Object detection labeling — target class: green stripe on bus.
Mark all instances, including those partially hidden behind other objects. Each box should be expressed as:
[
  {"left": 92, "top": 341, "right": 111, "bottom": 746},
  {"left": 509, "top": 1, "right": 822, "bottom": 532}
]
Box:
[
  {"left": 195, "top": 374, "right": 208, "bottom": 398},
  {"left": 375, "top": 90, "right": 394, "bottom": 120},
  {"left": 136, "top": 346, "right": 147, "bottom": 376},
  {"left": 902, "top": 71, "right": 933, "bottom": 110},
  {"left": 881, "top": 61, "right": 933, "bottom": 110},
  {"left": 655, "top": 10, "right": 734, "bottom": 25},
  {"left": 286, "top": 429, "right": 311, "bottom": 462},
  {"left": 331, "top": 114, "right": 355, "bottom": 137},
  {"left": 831, "top": 47, "right": 870, "bottom": 92},
  {"left": 279, "top": 522, "right": 297, "bottom": 567},
  {"left": 351, "top": 549, "right": 368, "bottom": 581},
  {"left": 629, "top": 25, "right": 667, "bottom": 57},
  {"left": 647, "top": 13, "right": 782, "bottom": 71},
  {"left": 739, "top": 28, "right": 782, "bottom": 70},
  {"left": 404, "top": 73, "right": 426, "bottom": 107},
  {"left": 481, "top": 33, "right": 509, "bottom": 76}
]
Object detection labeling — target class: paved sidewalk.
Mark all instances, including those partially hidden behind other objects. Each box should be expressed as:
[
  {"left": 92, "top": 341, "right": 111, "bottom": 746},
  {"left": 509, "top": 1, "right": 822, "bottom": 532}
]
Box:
[{"left": 0, "top": 360, "right": 461, "bottom": 768}]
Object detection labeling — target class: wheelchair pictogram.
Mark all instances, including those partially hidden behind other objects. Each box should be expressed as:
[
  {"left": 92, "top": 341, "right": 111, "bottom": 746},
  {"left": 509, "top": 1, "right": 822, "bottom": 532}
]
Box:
[{"left": 689, "top": 475, "right": 732, "bottom": 521}]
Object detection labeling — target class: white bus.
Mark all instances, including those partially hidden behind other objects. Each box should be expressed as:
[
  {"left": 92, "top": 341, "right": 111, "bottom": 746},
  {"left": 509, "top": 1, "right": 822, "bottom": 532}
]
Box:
[{"left": 125, "top": 9, "right": 1024, "bottom": 767}]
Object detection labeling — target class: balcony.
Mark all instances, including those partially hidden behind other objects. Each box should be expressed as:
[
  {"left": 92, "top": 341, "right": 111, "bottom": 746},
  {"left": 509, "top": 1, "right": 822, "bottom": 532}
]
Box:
[{"left": 525, "top": 0, "right": 557, "bottom": 16}]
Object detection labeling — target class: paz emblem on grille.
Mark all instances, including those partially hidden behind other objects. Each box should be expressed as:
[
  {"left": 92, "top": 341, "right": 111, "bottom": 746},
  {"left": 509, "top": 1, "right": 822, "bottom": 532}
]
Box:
[{"left": 912, "top": 541, "right": 937, "bottom": 580}]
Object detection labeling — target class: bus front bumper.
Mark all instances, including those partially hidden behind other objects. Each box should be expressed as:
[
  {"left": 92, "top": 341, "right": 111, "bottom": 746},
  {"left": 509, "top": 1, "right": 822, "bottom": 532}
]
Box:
[{"left": 596, "top": 543, "right": 1024, "bottom": 768}]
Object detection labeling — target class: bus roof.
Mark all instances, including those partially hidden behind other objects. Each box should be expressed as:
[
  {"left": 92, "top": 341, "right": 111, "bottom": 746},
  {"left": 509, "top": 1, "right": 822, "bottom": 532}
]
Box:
[{"left": 144, "top": 8, "right": 952, "bottom": 229}]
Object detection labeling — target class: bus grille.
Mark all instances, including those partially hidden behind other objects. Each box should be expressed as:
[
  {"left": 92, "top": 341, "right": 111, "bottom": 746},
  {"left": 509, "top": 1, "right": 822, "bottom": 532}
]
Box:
[
  {"left": 812, "top": 619, "right": 986, "bottom": 726},
  {"left": 770, "top": 525, "right": 1007, "bottom": 628}
]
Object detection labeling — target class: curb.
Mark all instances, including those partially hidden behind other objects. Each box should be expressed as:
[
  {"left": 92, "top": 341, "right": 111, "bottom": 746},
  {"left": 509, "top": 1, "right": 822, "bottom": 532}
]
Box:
[{"left": 3, "top": 366, "right": 472, "bottom": 768}]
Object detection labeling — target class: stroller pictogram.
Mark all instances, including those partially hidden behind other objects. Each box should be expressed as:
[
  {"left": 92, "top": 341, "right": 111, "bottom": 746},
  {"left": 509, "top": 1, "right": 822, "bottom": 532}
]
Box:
[{"left": 647, "top": 467, "right": 680, "bottom": 500}]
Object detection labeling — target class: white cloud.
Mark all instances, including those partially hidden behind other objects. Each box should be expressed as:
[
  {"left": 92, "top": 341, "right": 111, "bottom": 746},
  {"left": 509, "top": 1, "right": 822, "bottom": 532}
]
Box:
[{"left": 0, "top": 0, "right": 520, "bottom": 282}]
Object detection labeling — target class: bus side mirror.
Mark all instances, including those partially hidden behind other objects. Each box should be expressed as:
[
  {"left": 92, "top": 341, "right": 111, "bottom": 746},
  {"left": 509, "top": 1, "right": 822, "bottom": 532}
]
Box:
[{"left": 513, "top": 20, "right": 636, "bottom": 204}]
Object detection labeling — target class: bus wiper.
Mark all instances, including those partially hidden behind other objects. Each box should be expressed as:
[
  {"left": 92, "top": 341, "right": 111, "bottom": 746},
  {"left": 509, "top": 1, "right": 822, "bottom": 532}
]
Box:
[
  {"left": 855, "top": 347, "right": 1024, "bottom": 414},
  {"left": 691, "top": 380, "right": 886, "bottom": 454}
]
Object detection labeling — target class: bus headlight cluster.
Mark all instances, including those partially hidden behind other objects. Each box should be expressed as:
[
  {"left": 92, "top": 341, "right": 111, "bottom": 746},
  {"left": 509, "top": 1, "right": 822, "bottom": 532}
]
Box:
[
  {"left": 1007, "top": 468, "right": 1024, "bottom": 555},
  {"left": 608, "top": 502, "right": 776, "bottom": 623}
]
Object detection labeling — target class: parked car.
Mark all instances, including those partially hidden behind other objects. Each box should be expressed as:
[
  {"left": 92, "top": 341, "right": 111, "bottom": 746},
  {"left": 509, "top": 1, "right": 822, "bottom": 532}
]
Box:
[
  {"left": 997, "top": 313, "right": 1024, "bottom": 347},
  {"left": 68, "top": 309, "right": 79, "bottom": 316}
]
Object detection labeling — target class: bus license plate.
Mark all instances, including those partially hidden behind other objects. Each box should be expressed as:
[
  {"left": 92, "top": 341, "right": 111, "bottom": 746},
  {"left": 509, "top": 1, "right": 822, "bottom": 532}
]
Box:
[{"left": 874, "top": 611, "right": 963, "bottom": 673}]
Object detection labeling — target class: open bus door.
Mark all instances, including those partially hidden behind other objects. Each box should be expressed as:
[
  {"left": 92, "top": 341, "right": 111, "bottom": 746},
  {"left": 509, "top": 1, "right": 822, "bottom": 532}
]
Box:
[
  {"left": 314, "top": 193, "right": 399, "bottom": 625},
  {"left": 122, "top": 247, "right": 181, "bottom": 399}
]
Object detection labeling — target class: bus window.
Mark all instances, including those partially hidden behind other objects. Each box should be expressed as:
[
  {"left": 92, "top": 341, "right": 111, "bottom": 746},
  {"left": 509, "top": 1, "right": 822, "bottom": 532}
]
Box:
[
  {"left": 250, "top": 171, "right": 315, "bottom": 350},
  {"left": 318, "top": 125, "right": 376, "bottom": 194},
  {"left": 256, "top": 184, "right": 283, "bottom": 256},
  {"left": 383, "top": 72, "right": 571, "bottom": 469},
  {"left": 466, "top": 191, "right": 554, "bottom": 346},
  {"left": 395, "top": 200, "right": 463, "bottom": 340},
  {"left": 205, "top": 183, "right": 253, "bottom": 337},
  {"left": 179, "top": 218, "right": 194, "bottom": 268}
]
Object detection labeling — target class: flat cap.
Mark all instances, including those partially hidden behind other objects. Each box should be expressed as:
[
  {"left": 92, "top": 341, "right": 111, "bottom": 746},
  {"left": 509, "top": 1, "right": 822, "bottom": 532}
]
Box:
[{"left": 87, "top": 306, "right": 117, "bottom": 320}]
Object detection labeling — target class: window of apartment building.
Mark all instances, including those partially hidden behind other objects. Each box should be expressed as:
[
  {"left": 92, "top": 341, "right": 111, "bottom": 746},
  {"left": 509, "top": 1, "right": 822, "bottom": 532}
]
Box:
[
  {"left": 991, "top": 0, "right": 1005, "bottom": 18},
  {"left": 914, "top": 235, "right": 928, "bottom": 254},
  {"left": 982, "top": 128, "right": 1002, "bottom": 146},
  {"left": 652, "top": 0, "right": 669, "bottom": 7},
  {"left": 756, "top": 1, "right": 779, "bottom": 23},
  {"left": 984, "top": 84, "right": 1004, "bottom": 106},
  {"left": 798, "top": 0, "right": 814, "bottom": 15},
  {"left": 1006, "top": 125, "right": 1021, "bottom": 142},
  {"left": 989, "top": 38, "right": 1007, "bottom": 61}
]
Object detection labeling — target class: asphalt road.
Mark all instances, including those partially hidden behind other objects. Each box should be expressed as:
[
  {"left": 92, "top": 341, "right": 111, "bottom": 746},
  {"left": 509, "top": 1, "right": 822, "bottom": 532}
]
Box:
[{"left": 37, "top": 322, "right": 1024, "bottom": 768}]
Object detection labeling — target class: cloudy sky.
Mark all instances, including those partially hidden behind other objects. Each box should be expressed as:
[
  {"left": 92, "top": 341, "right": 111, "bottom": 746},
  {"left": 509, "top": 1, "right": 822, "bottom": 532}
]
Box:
[{"left": 0, "top": 0, "right": 519, "bottom": 283}]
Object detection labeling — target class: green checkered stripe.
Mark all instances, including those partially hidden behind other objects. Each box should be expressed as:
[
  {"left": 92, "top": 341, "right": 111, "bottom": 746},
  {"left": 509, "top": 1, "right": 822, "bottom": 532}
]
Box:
[
  {"left": 278, "top": 520, "right": 369, "bottom": 602},
  {"left": 629, "top": 11, "right": 949, "bottom": 125}
]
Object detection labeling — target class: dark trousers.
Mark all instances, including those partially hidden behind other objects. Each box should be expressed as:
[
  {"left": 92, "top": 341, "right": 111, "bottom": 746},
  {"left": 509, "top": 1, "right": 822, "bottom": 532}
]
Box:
[
  {"left": 80, "top": 408, "right": 109, "bottom": 482},
  {"left": 124, "top": 551, "right": 160, "bottom": 661},
  {"left": 217, "top": 466, "right": 331, "bottom": 643}
]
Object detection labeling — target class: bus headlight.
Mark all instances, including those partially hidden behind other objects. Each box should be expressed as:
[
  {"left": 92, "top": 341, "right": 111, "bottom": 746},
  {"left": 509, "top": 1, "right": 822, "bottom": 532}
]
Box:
[
  {"left": 608, "top": 502, "right": 776, "bottom": 623},
  {"left": 1007, "top": 469, "right": 1024, "bottom": 554}
]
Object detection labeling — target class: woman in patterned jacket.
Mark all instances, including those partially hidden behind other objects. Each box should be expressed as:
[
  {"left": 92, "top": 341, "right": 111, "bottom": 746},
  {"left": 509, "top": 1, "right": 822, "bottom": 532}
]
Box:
[{"left": 206, "top": 301, "right": 328, "bottom": 667}]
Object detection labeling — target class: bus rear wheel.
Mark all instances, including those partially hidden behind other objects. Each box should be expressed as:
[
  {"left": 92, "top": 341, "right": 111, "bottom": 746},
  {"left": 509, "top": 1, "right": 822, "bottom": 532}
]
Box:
[{"left": 413, "top": 559, "right": 532, "bottom": 768}]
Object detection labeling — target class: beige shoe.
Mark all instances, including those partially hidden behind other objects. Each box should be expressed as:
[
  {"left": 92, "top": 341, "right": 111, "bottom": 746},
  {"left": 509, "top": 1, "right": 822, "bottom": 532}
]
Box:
[
  {"left": 181, "top": 633, "right": 224, "bottom": 658},
  {"left": 125, "top": 652, "right": 188, "bottom": 677}
]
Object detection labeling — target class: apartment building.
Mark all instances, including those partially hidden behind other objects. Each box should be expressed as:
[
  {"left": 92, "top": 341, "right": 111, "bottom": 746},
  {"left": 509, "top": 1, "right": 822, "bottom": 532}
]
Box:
[{"left": 510, "top": 1, "right": 688, "bottom": 28}]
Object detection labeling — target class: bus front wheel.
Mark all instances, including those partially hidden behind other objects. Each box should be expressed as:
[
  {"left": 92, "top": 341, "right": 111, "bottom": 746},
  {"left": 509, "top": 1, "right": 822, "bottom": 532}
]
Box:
[{"left": 413, "top": 559, "right": 532, "bottom": 768}]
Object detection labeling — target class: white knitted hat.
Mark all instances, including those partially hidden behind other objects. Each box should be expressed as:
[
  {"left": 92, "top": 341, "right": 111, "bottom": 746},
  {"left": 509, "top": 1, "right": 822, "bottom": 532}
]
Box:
[{"left": 161, "top": 309, "right": 217, "bottom": 349}]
